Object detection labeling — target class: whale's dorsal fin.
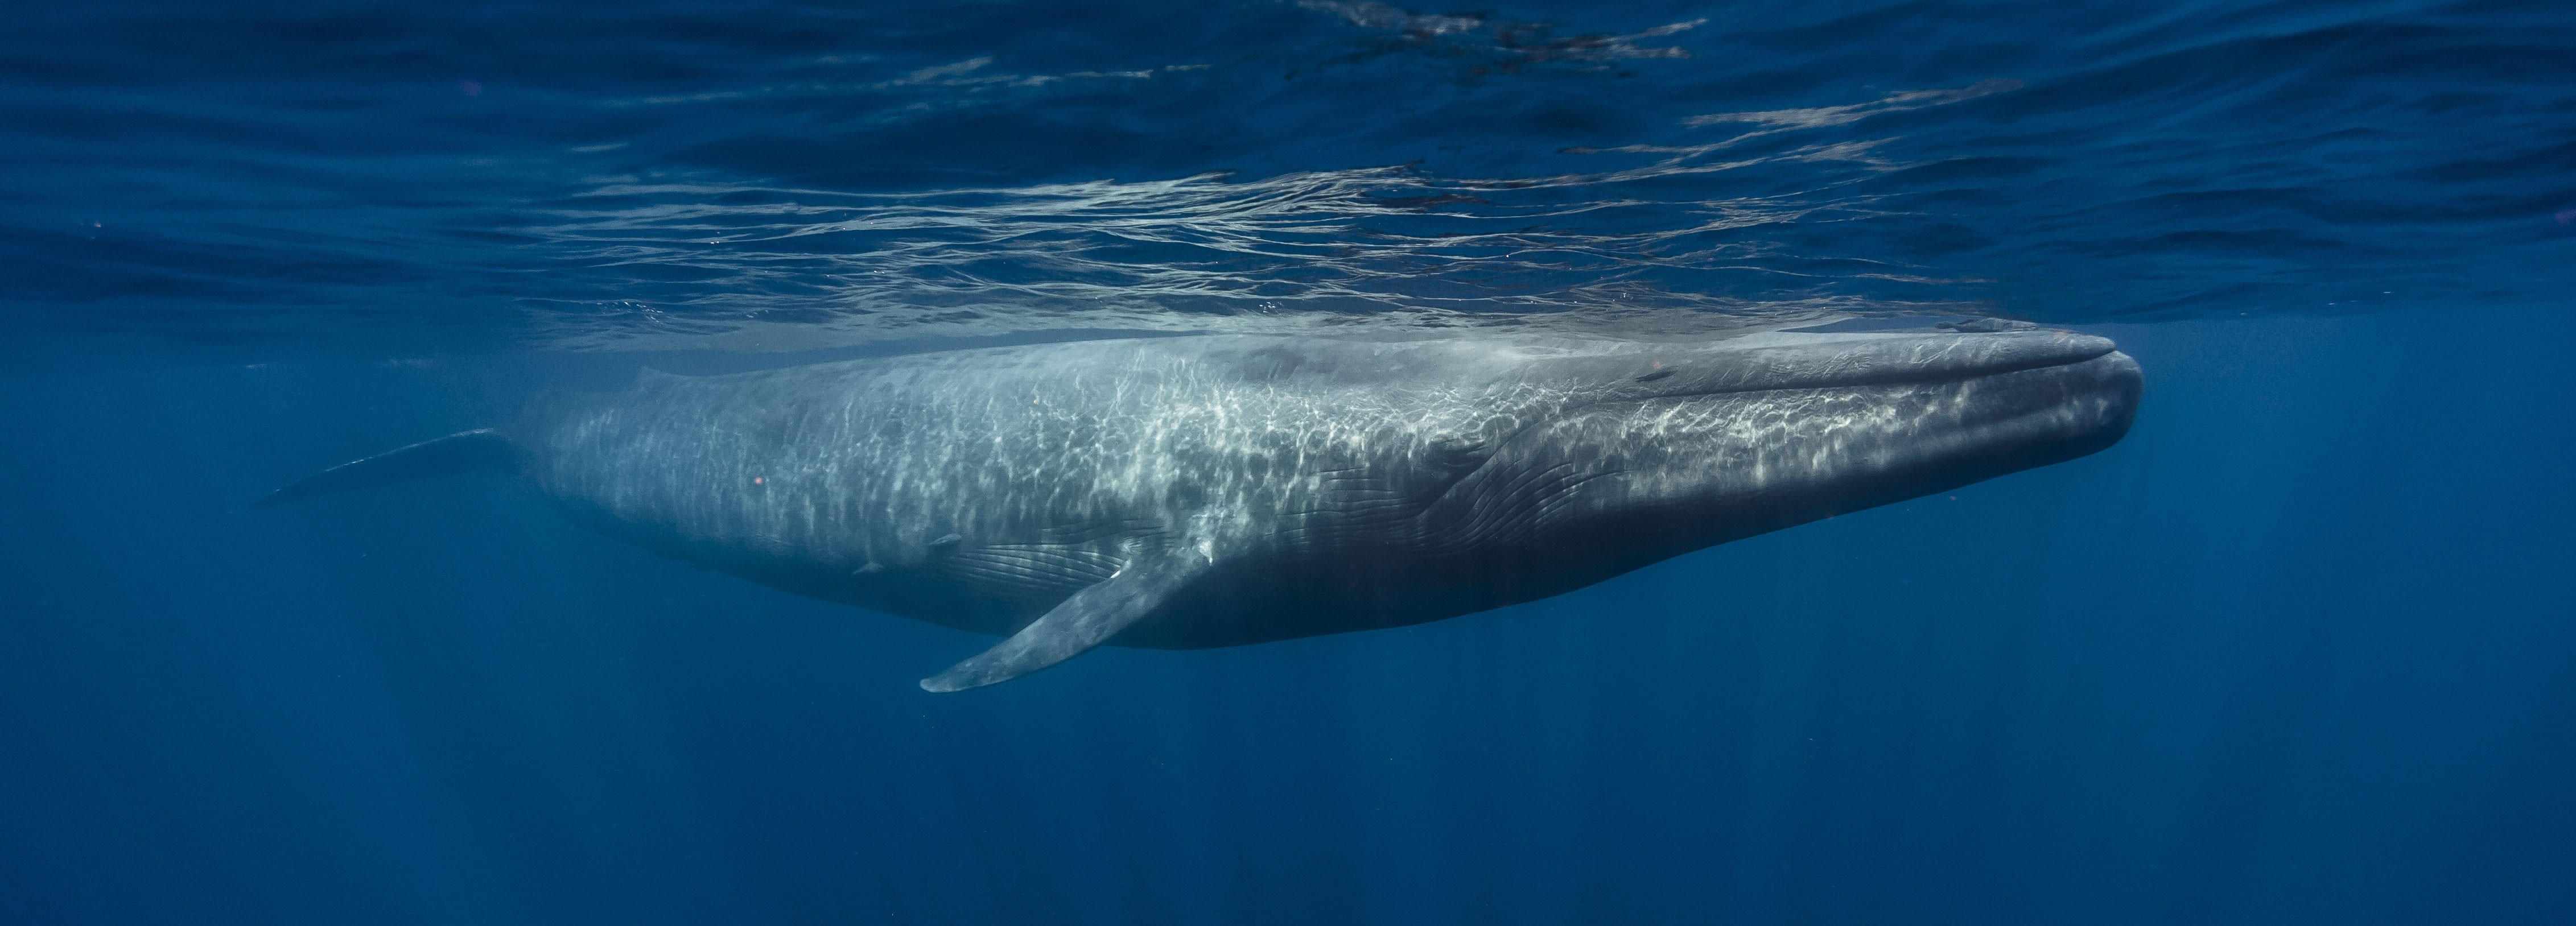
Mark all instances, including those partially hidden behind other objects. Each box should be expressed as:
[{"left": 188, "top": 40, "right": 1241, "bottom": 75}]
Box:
[{"left": 919, "top": 547, "right": 1208, "bottom": 692}]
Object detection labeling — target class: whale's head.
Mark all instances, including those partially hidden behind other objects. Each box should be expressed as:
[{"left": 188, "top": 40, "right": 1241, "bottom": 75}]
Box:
[{"left": 1413, "top": 328, "right": 2141, "bottom": 581}]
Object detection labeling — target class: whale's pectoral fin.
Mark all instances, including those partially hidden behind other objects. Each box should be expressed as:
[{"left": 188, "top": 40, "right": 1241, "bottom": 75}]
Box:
[
  {"left": 252, "top": 429, "right": 517, "bottom": 509},
  {"left": 920, "top": 549, "right": 1206, "bottom": 693}
]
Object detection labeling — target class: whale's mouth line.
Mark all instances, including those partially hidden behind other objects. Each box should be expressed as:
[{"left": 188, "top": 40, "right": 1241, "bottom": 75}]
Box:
[{"left": 1596, "top": 339, "right": 2125, "bottom": 409}]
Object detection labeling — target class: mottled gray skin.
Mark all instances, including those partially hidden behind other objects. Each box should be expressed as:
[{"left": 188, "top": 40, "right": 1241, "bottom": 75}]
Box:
[{"left": 500, "top": 329, "right": 2138, "bottom": 682}]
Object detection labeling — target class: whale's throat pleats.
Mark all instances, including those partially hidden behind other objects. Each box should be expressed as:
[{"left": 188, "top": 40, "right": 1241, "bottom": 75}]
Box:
[
  {"left": 933, "top": 543, "right": 1126, "bottom": 607},
  {"left": 919, "top": 547, "right": 1214, "bottom": 692}
]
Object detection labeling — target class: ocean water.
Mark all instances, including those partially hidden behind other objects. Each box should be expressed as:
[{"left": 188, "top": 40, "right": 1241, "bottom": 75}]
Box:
[{"left": 3, "top": 1, "right": 2572, "bottom": 924}]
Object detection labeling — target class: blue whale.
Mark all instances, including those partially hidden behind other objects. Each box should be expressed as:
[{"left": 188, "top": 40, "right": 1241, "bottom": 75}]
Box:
[{"left": 259, "top": 329, "right": 2141, "bottom": 691}]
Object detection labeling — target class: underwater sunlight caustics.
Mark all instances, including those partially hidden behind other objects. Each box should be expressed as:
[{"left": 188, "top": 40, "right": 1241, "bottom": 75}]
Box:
[{"left": 256, "top": 326, "right": 2140, "bottom": 691}]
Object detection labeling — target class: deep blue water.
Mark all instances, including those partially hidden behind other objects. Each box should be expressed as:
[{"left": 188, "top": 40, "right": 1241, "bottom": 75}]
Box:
[{"left": 4, "top": 2, "right": 2574, "bottom": 923}]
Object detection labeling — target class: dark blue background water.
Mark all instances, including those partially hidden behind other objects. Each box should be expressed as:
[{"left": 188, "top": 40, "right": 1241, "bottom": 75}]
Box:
[{"left": 4, "top": 2, "right": 2573, "bottom": 923}]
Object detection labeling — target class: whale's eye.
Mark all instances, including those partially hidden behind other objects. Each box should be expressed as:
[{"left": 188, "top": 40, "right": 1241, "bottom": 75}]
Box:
[{"left": 1634, "top": 368, "right": 1676, "bottom": 383}]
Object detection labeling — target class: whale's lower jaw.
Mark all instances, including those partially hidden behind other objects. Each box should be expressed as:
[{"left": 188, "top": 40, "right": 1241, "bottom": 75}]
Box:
[{"left": 1337, "top": 350, "right": 2144, "bottom": 610}]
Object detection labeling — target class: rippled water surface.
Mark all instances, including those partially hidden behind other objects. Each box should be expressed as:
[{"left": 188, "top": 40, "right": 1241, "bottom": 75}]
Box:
[
  {"left": 3, "top": 3, "right": 2574, "bottom": 925},
  {"left": 10, "top": 0, "right": 2570, "bottom": 356}
]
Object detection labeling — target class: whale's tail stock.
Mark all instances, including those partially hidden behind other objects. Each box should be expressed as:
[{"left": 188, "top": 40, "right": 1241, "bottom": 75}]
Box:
[{"left": 250, "top": 429, "right": 519, "bottom": 509}]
